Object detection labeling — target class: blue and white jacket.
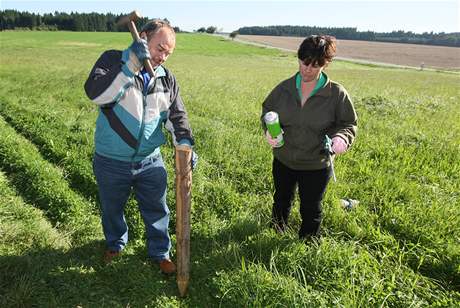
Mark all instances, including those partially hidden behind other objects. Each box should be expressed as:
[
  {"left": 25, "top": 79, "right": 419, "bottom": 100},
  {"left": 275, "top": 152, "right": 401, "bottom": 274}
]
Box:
[{"left": 84, "top": 50, "right": 194, "bottom": 162}]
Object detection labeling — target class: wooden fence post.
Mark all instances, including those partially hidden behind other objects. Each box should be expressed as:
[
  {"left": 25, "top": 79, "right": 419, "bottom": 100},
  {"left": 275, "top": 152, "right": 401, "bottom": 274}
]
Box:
[{"left": 175, "top": 145, "right": 192, "bottom": 297}]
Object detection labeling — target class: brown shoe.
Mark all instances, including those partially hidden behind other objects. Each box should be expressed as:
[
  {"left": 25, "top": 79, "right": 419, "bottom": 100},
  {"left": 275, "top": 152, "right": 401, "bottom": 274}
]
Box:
[
  {"left": 103, "top": 250, "right": 121, "bottom": 264},
  {"left": 159, "top": 259, "right": 176, "bottom": 274}
]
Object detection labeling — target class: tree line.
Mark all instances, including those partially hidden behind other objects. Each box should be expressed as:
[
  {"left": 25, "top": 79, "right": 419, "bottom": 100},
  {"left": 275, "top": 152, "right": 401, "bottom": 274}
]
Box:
[
  {"left": 237, "top": 26, "right": 460, "bottom": 47},
  {"left": 2, "top": 10, "right": 459, "bottom": 47},
  {"left": 0, "top": 10, "right": 180, "bottom": 32}
]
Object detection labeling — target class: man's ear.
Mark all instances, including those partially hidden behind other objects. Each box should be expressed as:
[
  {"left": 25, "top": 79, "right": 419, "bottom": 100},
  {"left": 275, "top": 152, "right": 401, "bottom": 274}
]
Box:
[{"left": 140, "top": 32, "right": 147, "bottom": 40}]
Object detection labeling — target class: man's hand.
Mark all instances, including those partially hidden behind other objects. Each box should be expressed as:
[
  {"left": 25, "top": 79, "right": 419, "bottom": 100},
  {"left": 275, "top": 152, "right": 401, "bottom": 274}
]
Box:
[
  {"left": 122, "top": 39, "right": 151, "bottom": 76},
  {"left": 332, "top": 136, "right": 347, "bottom": 154},
  {"left": 178, "top": 139, "right": 198, "bottom": 171}
]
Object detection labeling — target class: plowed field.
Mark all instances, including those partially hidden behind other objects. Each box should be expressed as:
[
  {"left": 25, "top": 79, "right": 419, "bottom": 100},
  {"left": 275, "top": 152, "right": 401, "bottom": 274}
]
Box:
[{"left": 238, "top": 35, "right": 460, "bottom": 70}]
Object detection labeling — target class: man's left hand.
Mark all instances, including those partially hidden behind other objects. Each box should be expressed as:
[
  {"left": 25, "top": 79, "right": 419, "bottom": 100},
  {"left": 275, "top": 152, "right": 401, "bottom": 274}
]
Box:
[{"left": 178, "top": 139, "right": 198, "bottom": 171}]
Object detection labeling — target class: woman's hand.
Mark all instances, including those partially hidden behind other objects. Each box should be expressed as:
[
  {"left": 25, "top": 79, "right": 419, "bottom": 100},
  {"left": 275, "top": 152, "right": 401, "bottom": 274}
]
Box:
[
  {"left": 332, "top": 136, "right": 347, "bottom": 154},
  {"left": 265, "top": 130, "right": 279, "bottom": 148}
]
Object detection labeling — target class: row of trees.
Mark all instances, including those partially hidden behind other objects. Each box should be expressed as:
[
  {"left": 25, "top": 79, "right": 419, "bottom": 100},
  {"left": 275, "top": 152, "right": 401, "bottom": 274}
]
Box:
[
  {"left": 196, "top": 26, "right": 217, "bottom": 34},
  {"left": 237, "top": 26, "right": 460, "bottom": 47},
  {"left": 0, "top": 10, "right": 181, "bottom": 32},
  {"left": 2, "top": 10, "right": 458, "bottom": 47}
]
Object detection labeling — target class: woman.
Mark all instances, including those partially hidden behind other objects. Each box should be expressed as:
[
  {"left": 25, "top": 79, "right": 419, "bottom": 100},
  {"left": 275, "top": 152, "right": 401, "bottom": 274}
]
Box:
[{"left": 261, "top": 35, "right": 357, "bottom": 239}]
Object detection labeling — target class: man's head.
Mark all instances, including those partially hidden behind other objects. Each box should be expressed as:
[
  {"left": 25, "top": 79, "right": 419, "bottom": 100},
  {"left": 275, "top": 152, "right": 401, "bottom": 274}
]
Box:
[
  {"left": 140, "top": 19, "right": 176, "bottom": 68},
  {"left": 297, "top": 35, "right": 336, "bottom": 82}
]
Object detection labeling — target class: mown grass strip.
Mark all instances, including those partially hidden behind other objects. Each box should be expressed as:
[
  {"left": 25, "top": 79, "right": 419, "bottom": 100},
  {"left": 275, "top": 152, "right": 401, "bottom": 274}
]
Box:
[
  {"left": 0, "top": 115, "right": 101, "bottom": 245},
  {"left": 0, "top": 99, "right": 97, "bottom": 201}
]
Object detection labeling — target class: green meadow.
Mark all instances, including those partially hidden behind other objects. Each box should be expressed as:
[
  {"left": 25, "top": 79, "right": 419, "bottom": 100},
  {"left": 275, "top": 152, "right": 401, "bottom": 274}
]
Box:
[{"left": 0, "top": 31, "right": 459, "bottom": 307}]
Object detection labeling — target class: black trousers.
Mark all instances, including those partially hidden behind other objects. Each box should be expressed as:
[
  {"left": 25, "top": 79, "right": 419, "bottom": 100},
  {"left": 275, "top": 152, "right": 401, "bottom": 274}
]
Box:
[{"left": 272, "top": 158, "right": 332, "bottom": 238}]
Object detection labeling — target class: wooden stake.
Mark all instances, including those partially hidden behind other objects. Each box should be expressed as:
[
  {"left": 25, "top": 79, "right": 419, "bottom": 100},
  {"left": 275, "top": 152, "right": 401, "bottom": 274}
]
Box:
[{"left": 175, "top": 145, "right": 192, "bottom": 297}]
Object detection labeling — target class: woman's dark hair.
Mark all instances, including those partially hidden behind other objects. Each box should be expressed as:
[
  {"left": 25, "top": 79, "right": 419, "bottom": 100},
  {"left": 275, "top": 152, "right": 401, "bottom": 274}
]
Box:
[
  {"left": 297, "top": 35, "right": 337, "bottom": 67},
  {"left": 141, "top": 18, "right": 175, "bottom": 41}
]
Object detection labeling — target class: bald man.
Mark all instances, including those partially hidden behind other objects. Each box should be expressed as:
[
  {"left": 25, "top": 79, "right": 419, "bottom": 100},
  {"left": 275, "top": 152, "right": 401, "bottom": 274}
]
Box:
[{"left": 85, "top": 19, "right": 195, "bottom": 274}]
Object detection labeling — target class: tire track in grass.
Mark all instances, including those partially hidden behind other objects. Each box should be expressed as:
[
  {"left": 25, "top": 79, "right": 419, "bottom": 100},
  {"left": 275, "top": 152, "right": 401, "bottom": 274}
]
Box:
[
  {"left": 0, "top": 99, "right": 166, "bottom": 241},
  {"left": 0, "top": 99, "right": 98, "bottom": 202},
  {"left": 0, "top": 115, "right": 101, "bottom": 245},
  {"left": 0, "top": 170, "right": 71, "bottom": 254}
]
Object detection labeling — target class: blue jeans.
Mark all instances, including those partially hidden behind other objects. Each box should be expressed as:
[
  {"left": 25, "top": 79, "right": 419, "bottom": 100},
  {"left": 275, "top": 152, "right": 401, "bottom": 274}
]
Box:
[{"left": 93, "top": 152, "right": 171, "bottom": 261}]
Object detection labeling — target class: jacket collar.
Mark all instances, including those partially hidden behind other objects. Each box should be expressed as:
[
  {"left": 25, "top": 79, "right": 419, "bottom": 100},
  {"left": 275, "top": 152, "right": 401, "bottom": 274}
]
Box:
[
  {"left": 154, "top": 65, "right": 166, "bottom": 78},
  {"left": 136, "top": 65, "right": 166, "bottom": 79},
  {"left": 137, "top": 65, "right": 167, "bottom": 92},
  {"left": 285, "top": 72, "right": 332, "bottom": 98}
]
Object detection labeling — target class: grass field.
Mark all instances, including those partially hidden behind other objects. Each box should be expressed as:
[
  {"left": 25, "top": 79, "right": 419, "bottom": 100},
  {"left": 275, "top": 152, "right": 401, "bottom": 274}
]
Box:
[{"left": 0, "top": 31, "right": 459, "bottom": 307}]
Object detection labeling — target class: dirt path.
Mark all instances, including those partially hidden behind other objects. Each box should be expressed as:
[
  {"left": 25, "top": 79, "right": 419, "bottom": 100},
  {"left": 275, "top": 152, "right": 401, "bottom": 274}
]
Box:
[{"left": 237, "top": 35, "right": 460, "bottom": 70}]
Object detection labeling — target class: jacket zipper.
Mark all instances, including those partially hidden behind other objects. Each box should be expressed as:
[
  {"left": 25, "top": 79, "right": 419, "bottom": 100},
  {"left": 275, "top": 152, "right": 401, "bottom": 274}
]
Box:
[{"left": 131, "top": 76, "right": 157, "bottom": 163}]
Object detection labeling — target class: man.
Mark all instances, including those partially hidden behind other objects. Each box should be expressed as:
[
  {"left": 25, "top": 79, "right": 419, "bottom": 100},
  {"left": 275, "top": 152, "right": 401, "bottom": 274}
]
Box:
[{"left": 84, "top": 19, "right": 196, "bottom": 274}]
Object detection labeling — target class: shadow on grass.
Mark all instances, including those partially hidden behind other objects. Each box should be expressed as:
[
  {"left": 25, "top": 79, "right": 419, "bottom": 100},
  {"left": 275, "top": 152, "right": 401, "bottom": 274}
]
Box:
[
  {"left": 380, "top": 220, "right": 460, "bottom": 292},
  {"left": 0, "top": 240, "right": 180, "bottom": 307},
  {"left": 181, "top": 216, "right": 298, "bottom": 305},
  {"left": 0, "top": 215, "right": 297, "bottom": 307}
]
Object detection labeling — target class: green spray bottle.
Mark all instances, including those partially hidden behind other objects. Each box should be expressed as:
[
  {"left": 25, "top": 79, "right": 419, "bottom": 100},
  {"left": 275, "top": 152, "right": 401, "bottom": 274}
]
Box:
[{"left": 264, "top": 111, "right": 284, "bottom": 147}]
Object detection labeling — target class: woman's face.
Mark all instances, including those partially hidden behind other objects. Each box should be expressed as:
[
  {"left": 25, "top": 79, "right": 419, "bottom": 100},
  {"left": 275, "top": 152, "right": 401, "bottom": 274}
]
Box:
[{"left": 298, "top": 60, "right": 325, "bottom": 83}]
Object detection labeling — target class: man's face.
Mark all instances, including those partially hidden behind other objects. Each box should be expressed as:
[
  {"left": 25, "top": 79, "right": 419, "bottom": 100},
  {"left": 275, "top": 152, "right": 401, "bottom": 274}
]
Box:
[
  {"left": 298, "top": 60, "right": 324, "bottom": 83},
  {"left": 146, "top": 28, "right": 175, "bottom": 68}
]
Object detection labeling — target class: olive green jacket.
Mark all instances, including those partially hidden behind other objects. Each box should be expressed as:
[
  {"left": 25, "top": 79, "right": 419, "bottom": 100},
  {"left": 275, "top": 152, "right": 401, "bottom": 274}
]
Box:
[{"left": 261, "top": 73, "right": 357, "bottom": 170}]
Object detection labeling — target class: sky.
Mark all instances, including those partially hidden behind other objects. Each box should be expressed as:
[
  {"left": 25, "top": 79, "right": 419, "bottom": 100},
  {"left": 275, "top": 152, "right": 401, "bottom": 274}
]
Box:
[{"left": 2, "top": 0, "right": 459, "bottom": 34}]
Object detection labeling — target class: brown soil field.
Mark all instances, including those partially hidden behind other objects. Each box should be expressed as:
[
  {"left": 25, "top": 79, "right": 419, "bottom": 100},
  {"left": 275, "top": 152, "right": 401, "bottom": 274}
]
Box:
[{"left": 238, "top": 35, "right": 460, "bottom": 70}]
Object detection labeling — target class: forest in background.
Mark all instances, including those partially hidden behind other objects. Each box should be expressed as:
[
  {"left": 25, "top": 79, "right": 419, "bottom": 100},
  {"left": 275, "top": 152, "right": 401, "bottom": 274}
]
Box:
[
  {"left": 238, "top": 25, "right": 460, "bottom": 47},
  {"left": 1, "top": 10, "right": 459, "bottom": 47}
]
